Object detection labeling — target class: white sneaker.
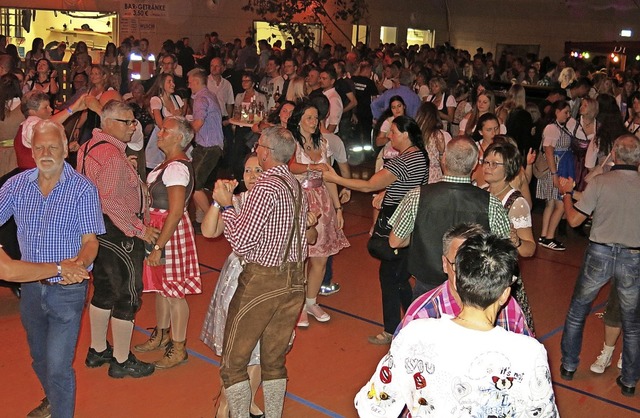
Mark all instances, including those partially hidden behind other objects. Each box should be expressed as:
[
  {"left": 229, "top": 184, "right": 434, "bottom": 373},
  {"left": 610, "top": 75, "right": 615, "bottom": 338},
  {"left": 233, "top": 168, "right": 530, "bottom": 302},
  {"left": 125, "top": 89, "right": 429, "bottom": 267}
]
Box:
[
  {"left": 617, "top": 353, "right": 622, "bottom": 369},
  {"left": 590, "top": 347, "right": 613, "bottom": 374}
]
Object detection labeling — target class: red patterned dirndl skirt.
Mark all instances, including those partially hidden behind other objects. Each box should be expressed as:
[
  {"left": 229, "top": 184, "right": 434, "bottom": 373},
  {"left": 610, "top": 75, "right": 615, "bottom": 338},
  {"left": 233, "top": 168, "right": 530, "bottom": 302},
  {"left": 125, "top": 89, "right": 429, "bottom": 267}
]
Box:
[{"left": 143, "top": 209, "right": 201, "bottom": 298}]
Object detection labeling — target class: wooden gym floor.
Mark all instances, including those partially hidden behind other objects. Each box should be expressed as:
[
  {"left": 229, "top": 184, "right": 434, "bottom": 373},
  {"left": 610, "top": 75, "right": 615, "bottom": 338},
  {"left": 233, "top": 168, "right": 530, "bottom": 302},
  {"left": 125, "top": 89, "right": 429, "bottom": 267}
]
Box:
[{"left": 1, "top": 162, "right": 639, "bottom": 417}]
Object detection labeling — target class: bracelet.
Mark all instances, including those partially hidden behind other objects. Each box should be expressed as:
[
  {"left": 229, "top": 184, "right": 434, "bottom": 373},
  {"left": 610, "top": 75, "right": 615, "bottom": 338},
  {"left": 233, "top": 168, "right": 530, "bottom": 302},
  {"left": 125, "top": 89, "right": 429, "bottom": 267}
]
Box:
[
  {"left": 67, "top": 107, "right": 73, "bottom": 115},
  {"left": 562, "top": 191, "right": 573, "bottom": 198},
  {"left": 335, "top": 206, "right": 343, "bottom": 211},
  {"left": 516, "top": 239, "right": 522, "bottom": 248},
  {"left": 211, "top": 200, "right": 221, "bottom": 209},
  {"left": 221, "top": 205, "right": 234, "bottom": 212},
  {"left": 55, "top": 262, "right": 62, "bottom": 277}
]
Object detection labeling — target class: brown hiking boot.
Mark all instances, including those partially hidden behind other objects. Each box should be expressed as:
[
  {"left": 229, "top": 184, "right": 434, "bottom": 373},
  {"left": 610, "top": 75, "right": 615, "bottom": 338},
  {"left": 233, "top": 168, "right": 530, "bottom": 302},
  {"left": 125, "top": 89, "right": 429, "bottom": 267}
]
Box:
[
  {"left": 27, "top": 397, "right": 51, "bottom": 418},
  {"left": 154, "top": 340, "right": 188, "bottom": 369},
  {"left": 133, "top": 327, "right": 170, "bottom": 352}
]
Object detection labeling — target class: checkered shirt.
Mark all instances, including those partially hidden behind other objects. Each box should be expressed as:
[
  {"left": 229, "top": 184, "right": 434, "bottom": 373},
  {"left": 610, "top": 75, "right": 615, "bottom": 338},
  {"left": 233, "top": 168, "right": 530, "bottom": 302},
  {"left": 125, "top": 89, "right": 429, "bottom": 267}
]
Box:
[
  {"left": 77, "top": 129, "right": 149, "bottom": 238},
  {"left": 388, "top": 175, "right": 511, "bottom": 239},
  {"left": 221, "top": 164, "right": 308, "bottom": 267},
  {"left": 0, "top": 162, "right": 105, "bottom": 281},
  {"left": 395, "top": 281, "right": 532, "bottom": 337}
]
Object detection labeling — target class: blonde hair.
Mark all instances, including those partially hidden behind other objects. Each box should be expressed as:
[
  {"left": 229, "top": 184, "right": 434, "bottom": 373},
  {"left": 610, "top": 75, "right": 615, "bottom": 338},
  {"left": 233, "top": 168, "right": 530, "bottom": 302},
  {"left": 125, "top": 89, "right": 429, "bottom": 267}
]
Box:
[{"left": 285, "top": 77, "right": 306, "bottom": 103}]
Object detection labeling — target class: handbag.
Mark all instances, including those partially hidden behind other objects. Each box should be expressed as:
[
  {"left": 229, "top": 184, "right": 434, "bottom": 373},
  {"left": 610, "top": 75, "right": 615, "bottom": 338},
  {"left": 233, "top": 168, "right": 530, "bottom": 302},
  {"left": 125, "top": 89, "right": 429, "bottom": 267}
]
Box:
[
  {"left": 367, "top": 204, "right": 405, "bottom": 261},
  {"left": 532, "top": 150, "right": 548, "bottom": 179}
]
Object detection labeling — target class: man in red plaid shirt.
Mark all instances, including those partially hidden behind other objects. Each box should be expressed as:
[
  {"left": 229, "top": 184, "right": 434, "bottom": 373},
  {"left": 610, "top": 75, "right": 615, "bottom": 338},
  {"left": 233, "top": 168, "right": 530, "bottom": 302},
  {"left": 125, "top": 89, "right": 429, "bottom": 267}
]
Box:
[
  {"left": 77, "top": 100, "right": 161, "bottom": 379},
  {"left": 213, "top": 126, "right": 308, "bottom": 417}
]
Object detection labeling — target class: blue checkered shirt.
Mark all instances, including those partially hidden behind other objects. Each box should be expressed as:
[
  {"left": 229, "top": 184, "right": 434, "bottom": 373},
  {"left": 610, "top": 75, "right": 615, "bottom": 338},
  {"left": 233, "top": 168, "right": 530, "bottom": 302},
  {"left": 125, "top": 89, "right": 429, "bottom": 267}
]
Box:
[{"left": 0, "top": 162, "right": 106, "bottom": 281}]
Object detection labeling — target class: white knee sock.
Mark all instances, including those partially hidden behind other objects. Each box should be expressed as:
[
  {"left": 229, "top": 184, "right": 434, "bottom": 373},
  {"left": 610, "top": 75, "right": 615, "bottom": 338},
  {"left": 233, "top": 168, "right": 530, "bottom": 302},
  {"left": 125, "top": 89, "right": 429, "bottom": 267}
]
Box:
[
  {"left": 89, "top": 304, "right": 111, "bottom": 352},
  {"left": 263, "top": 378, "right": 287, "bottom": 418},
  {"left": 111, "top": 317, "right": 134, "bottom": 363},
  {"left": 225, "top": 380, "right": 251, "bottom": 418}
]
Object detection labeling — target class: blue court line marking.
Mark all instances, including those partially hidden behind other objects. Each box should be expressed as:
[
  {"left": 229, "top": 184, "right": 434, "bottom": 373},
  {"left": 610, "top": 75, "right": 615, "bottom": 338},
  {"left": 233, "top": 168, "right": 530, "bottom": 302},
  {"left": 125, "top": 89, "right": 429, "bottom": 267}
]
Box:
[
  {"left": 199, "top": 262, "right": 222, "bottom": 273},
  {"left": 190, "top": 247, "right": 626, "bottom": 414},
  {"left": 552, "top": 380, "right": 640, "bottom": 414},
  {"left": 537, "top": 301, "right": 606, "bottom": 343},
  {"left": 133, "top": 326, "right": 344, "bottom": 417}
]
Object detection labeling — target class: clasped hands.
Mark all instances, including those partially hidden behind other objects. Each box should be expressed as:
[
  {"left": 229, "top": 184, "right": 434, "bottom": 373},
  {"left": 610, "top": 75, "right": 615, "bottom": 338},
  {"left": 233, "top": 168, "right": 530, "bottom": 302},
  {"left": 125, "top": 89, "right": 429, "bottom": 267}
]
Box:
[
  {"left": 58, "top": 257, "right": 89, "bottom": 285},
  {"left": 212, "top": 179, "right": 238, "bottom": 207}
]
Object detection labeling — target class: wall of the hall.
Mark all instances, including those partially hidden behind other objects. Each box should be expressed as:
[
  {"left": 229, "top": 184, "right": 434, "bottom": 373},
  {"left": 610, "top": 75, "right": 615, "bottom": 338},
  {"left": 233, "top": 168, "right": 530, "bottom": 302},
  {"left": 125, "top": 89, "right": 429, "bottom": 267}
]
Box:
[{"left": 4, "top": 0, "right": 640, "bottom": 60}]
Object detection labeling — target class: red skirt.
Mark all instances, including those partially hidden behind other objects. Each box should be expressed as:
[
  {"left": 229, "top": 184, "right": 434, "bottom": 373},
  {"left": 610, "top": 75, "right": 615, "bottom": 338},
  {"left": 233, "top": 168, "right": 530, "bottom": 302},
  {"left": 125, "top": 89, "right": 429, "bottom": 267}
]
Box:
[{"left": 143, "top": 209, "right": 201, "bottom": 298}]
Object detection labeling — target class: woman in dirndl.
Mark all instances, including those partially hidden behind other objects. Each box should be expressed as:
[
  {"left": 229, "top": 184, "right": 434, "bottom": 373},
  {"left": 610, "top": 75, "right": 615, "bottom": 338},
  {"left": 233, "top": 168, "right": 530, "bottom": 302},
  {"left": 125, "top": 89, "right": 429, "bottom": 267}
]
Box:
[
  {"left": 134, "top": 116, "right": 201, "bottom": 368},
  {"left": 535, "top": 100, "right": 573, "bottom": 251},
  {"left": 287, "top": 101, "right": 350, "bottom": 327}
]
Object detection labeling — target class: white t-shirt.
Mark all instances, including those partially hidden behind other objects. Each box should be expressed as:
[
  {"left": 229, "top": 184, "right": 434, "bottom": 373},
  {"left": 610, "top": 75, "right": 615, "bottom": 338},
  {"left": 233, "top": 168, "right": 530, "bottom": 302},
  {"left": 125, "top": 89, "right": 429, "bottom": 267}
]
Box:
[
  {"left": 323, "top": 87, "right": 343, "bottom": 133},
  {"left": 323, "top": 132, "right": 347, "bottom": 164},
  {"left": 355, "top": 317, "right": 558, "bottom": 418}
]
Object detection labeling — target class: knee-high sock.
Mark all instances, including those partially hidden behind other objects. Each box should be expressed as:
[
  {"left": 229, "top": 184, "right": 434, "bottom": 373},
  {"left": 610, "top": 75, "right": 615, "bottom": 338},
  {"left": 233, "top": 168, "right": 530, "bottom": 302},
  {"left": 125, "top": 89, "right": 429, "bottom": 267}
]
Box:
[
  {"left": 156, "top": 294, "right": 171, "bottom": 329},
  {"left": 263, "top": 378, "right": 287, "bottom": 418},
  {"left": 89, "top": 304, "right": 111, "bottom": 352},
  {"left": 225, "top": 380, "right": 251, "bottom": 418},
  {"left": 111, "top": 317, "right": 134, "bottom": 363},
  {"left": 167, "top": 297, "right": 189, "bottom": 342}
]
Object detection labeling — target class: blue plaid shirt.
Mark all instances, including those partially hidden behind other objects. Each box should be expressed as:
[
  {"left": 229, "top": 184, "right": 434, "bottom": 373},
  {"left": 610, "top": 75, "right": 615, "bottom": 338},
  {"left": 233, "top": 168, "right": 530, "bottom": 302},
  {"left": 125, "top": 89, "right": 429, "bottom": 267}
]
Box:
[{"left": 0, "top": 162, "right": 105, "bottom": 281}]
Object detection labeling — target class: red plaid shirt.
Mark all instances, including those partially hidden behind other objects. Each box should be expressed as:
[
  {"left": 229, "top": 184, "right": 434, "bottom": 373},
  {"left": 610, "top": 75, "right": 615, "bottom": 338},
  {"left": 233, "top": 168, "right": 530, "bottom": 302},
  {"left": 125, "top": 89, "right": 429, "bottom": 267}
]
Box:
[
  {"left": 221, "top": 164, "right": 308, "bottom": 267},
  {"left": 77, "top": 129, "right": 149, "bottom": 238}
]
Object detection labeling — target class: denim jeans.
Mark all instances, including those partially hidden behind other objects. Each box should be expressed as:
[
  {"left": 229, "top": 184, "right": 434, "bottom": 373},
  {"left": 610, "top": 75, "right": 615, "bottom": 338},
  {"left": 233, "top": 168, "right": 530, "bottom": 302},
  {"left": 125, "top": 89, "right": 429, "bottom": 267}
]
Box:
[
  {"left": 561, "top": 242, "right": 640, "bottom": 386},
  {"left": 322, "top": 255, "right": 333, "bottom": 286},
  {"left": 20, "top": 281, "right": 88, "bottom": 418}
]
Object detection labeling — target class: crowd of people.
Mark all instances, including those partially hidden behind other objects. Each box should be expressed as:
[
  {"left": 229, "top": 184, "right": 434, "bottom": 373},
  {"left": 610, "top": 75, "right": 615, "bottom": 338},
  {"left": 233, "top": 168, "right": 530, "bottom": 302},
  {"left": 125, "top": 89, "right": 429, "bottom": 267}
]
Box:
[{"left": 0, "top": 29, "right": 639, "bottom": 417}]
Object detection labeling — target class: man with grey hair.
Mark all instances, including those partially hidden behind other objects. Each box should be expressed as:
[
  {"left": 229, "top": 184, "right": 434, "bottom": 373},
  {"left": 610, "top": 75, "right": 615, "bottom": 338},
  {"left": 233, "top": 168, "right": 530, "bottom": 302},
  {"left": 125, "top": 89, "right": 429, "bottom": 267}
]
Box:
[
  {"left": 370, "top": 68, "right": 421, "bottom": 119},
  {"left": 0, "top": 119, "right": 104, "bottom": 418},
  {"left": 558, "top": 133, "right": 640, "bottom": 396},
  {"left": 389, "top": 136, "right": 511, "bottom": 298},
  {"left": 187, "top": 67, "right": 224, "bottom": 224},
  {"left": 396, "top": 223, "right": 532, "bottom": 337},
  {"left": 212, "top": 126, "right": 308, "bottom": 417},
  {"left": 77, "top": 100, "right": 160, "bottom": 379}
]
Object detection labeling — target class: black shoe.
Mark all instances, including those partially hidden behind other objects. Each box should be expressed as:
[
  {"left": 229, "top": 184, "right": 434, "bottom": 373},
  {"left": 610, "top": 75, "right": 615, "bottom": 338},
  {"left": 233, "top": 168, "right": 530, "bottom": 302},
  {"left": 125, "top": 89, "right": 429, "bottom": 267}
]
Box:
[
  {"left": 85, "top": 342, "right": 113, "bottom": 368},
  {"left": 560, "top": 365, "right": 575, "bottom": 381},
  {"left": 617, "top": 376, "right": 636, "bottom": 397},
  {"left": 250, "top": 414, "right": 265, "bottom": 418},
  {"left": 108, "top": 352, "right": 155, "bottom": 378}
]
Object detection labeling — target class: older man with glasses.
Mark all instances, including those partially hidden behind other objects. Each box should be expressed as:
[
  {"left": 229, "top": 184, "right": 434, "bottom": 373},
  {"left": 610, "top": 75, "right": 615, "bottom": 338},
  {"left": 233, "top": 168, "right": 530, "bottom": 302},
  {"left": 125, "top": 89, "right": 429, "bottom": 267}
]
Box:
[{"left": 77, "top": 100, "right": 161, "bottom": 379}]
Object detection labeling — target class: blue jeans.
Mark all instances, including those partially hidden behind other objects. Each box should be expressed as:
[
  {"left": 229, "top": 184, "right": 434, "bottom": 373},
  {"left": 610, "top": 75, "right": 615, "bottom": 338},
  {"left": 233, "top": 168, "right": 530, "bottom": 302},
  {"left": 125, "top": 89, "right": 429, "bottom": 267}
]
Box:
[
  {"left": 561, "top": 242, "right": 640, "bottom": 386},
  {"left": 20, "top": 281, "right": 88, "bottom": 418}
]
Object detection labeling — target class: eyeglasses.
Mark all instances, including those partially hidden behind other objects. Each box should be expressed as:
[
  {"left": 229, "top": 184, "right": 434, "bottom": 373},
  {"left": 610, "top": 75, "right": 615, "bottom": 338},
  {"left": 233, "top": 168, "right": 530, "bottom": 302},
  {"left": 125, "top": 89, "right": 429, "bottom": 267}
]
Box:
[
  {"left": 110, "top": 118, "right": 138, "bottom": 127},
  {"left": 253, "top": 142, "right": 274, "bottom": 152},
  {"left": 482, "top": 160, "right": 505, "bottom": 169},
  {"left": 444, "top": 255, "right": 456, "bottom": 271}
]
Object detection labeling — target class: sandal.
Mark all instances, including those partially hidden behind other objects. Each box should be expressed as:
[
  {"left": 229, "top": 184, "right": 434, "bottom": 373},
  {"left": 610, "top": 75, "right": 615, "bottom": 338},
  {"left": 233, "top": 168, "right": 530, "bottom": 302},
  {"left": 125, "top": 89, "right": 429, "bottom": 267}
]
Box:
[{"left": 367, "top": 331, "right": 393, "bottom": 345}]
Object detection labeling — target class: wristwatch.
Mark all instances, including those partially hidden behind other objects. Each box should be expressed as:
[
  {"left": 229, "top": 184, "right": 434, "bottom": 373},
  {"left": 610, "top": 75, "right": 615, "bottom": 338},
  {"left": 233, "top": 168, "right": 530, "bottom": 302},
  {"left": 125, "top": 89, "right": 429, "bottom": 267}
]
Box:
[{"left": 153, "top": 244, "right": 163, "bottom": 251}]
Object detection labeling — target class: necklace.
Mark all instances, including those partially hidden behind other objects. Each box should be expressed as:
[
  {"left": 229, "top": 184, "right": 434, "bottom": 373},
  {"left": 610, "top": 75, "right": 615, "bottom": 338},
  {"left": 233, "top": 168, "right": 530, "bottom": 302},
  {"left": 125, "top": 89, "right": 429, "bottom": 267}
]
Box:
[{"left": 491, "top": 182, "right": 511, "bottom": 198}]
